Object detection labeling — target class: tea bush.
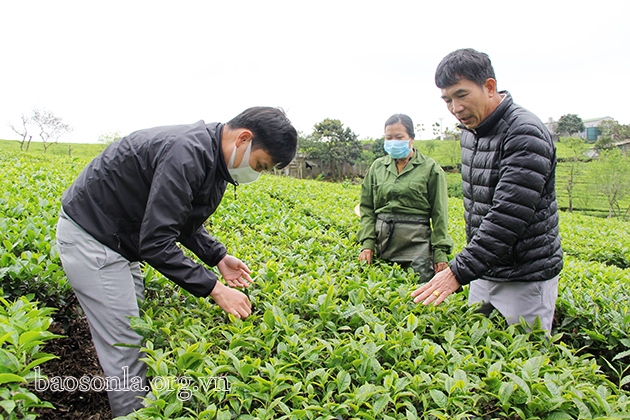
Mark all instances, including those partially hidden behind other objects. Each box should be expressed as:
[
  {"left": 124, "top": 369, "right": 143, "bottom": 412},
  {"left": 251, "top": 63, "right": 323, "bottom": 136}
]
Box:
[
  {"left": 125, "top": 177, "right": 630, "bottom": 418},
  {"left": 1, "top": 149, "right": 630, "bottom": 418},
  {"left": 560, "top": 213, "right": 630, "bottom": 268},
  {"left": 0, "top": 152, "right": 89, "bottom": 319},
  {"left": 0, "top": 295, "right": 61, "bottom": 419}
]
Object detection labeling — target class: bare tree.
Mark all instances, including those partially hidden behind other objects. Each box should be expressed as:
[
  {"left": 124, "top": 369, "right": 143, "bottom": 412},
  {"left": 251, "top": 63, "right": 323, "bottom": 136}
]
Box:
[
  {"left": 98, "top": 131, "right": 122, "bottom": 148},
  {"left": 560, "top": 137, "right": 588, "bottom": 213},
  {"left": 591, "top": 149, "right": 630, "bottom": 218},
  {"left": 415, "top": 123, "right": 425, "bottom": 140},
  {"left": 31, "top": 108, "right": 73, "bottom": 153},
  {"left": 432, "top": 122, "right": 441, "bottom": 140},
  {"left": 8, "top": 114, "right": 33, "bottom": 151}
]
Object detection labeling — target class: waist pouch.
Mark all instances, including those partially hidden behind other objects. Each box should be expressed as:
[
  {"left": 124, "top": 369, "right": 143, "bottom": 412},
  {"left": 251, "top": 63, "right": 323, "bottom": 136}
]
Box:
[{"left": 375, "top": 213, "right": 430, "bottom": 258}]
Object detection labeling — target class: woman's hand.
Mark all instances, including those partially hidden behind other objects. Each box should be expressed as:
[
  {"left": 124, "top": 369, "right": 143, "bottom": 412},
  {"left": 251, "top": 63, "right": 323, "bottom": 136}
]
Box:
[
  {"left": 434, "top": 262, "right": 449, "bottom": 273},
  {"left": 359, "top": 249, "right": 374, "bottom": 264}
]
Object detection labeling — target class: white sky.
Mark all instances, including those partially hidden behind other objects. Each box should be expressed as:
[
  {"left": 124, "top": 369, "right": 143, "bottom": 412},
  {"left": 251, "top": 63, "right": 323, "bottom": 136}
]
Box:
[{"left": 1, "top": 0, "right": 629, "bottom": 143}]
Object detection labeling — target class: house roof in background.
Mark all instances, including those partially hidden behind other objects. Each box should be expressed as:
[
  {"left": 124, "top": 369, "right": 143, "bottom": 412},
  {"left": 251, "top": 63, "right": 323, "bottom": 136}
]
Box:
[{"left": 583, "top": 116, "right": 614, "bottom": 123}]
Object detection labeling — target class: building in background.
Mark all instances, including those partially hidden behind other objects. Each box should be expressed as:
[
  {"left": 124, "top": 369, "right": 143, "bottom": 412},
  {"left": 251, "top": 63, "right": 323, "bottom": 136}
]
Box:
[
  {"left": 545, "top": 116, "right": 615, "bottom": 142},
  {"left": 582, "top": 116, "right": 614, "bottom": 141}
]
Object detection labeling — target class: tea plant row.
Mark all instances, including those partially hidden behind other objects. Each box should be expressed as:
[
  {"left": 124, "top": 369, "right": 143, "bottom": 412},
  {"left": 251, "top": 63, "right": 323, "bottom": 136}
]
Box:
[{"left": 0, "top": 150, "right": 629, "bottom": 418}]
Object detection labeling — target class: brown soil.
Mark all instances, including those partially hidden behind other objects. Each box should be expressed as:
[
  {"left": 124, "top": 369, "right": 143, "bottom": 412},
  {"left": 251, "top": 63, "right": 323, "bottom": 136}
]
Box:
[{"left": 31, "top": 317, "right": 112, "bottom": 419}]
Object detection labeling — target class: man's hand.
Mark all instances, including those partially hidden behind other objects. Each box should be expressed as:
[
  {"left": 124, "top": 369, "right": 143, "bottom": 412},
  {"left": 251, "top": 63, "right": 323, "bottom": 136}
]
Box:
[
  {"left": 411, "top": 267, "right": 460, "bottom": 306},
  {"left": 217, "top": 254, "right": 253, "bottom": 288},
  {"left": 359, "top": 249, "right": 374, "bottom": 264},
  {"left": 210, "top": 281, "right": 252, "bottom": 319}
]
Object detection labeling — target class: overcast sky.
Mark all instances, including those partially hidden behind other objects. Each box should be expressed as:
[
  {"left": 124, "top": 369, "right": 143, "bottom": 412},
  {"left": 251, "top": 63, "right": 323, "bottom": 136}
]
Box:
[{"left": 1, "top": 0, "right": 629, "bottom": 143}]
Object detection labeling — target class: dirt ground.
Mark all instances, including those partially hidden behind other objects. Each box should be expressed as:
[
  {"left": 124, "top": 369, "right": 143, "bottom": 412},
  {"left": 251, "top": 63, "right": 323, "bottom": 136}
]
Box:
[{"left": 32, "top": 317, "right": 112, "bottom": 420}]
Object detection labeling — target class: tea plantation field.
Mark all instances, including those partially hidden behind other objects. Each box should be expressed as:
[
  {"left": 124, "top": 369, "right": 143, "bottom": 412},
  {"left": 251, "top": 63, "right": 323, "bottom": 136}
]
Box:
[{"left": 1, "top": 148, "right": 630, "bottom": 419}]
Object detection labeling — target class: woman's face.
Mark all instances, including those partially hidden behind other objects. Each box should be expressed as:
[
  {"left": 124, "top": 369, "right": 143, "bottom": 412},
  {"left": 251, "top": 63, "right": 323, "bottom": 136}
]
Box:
[
  {"left": 385, "top": 122, "right": 413, "bottom": 146},
  {"left": 384, "top": 122, "right": 414, "bottom": 159}
]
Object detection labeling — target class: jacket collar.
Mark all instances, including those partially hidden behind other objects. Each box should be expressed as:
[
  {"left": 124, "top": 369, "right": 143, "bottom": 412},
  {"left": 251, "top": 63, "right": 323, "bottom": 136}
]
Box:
[
  {"left": 384, "top": 148, "right": 425, "bottom": 174},
  {"left": 459, "top": 90, "right": 513, "bottom": 136},
  {"left": 207, "top": 122, "right": 236, "bottom": 185}
]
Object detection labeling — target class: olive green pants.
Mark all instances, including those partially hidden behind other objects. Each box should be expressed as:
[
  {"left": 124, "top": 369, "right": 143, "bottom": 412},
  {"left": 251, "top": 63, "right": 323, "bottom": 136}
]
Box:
[{"left": 375, "top": 213, "right": 434, "bottom": 283}]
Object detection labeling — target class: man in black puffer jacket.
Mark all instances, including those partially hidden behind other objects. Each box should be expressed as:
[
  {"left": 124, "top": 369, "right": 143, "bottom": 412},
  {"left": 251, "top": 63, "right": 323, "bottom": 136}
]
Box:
[{"left": 412, "top": 49, "right": 562, "bottom": 333}]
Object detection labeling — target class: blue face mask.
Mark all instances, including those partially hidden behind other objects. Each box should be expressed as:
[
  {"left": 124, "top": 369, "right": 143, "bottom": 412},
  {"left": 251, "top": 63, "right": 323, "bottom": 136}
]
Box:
[{"left": 384, "top": 140, "right": 411, "bottom": 159}]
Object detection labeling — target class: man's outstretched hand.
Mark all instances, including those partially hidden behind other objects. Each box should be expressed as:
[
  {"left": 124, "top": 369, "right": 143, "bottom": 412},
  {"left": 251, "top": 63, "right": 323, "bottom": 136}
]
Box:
[
  {"left": 210, "top": 281, "right": 252, "bottom": 319},
  {"left": 218, "top": 254, "right": 253, "bottom": 288},
  {"left": 411, "top": 267, "right": 460, "bottom": 306}
]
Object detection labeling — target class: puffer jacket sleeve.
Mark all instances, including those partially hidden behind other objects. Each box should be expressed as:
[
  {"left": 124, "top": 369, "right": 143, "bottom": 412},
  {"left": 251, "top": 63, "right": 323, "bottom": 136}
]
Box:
[
  {"left": 139, "top": 141, "right": 222, "bottom": 297},
  {"left": 450, "top": 122, "right": 554, "bottom": 284}
]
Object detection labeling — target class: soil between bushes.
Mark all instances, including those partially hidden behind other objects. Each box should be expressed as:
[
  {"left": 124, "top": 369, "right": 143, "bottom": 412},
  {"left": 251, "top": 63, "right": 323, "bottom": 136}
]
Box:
[{"left": 32, "top": 317, "right": 112, "bottom": 420}]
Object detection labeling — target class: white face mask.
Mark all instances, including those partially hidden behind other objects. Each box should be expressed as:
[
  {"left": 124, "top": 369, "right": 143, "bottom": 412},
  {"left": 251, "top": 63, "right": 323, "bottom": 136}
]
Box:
[{"left": 227, "top": 141, "right": 261, "bottom": 184}]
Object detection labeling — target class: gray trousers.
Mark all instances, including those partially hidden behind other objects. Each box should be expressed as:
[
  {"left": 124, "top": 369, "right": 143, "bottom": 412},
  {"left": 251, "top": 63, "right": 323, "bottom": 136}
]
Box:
[
  {"left": 468, "top": 276, "right": 559, "bottom": 333},
  {"left": 56, "top": 211, "right": 147, "bottom": 417}
]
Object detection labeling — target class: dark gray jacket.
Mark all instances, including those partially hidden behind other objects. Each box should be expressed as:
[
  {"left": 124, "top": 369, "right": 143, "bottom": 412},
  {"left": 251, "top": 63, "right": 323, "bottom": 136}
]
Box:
[
  {"left": 450, "top": 92, "right": 563, "bottom": 285},
  {"left": 62, "top": 121, "right": 234, "bottom": 297}
]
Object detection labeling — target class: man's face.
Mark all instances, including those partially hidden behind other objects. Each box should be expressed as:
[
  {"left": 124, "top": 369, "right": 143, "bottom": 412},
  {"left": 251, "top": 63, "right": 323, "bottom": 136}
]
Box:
[
  {"left": 231, "top": 141, "right": 275, "bottom": 172},
  {"left": 250, "top": 148, "right": 275, "bottom": 172},
  {"left": 440, "top": 78, "right": 496, "bottom": 130}
]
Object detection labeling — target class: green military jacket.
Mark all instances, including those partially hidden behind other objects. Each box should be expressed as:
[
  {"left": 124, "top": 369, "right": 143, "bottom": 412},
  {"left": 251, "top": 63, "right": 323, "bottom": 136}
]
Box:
[{"left": 357, "top": 149, "right": 453, "bottom": 263}]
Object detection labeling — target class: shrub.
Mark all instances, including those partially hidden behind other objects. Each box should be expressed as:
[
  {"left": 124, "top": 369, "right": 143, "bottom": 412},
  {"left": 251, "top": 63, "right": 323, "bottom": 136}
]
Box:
[{"left": 0, "top": 295, "right": 61, "bottom": 419}]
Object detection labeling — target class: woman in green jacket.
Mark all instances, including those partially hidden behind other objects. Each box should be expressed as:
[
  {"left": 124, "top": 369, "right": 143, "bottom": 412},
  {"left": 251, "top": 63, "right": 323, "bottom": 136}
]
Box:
[{"left": 357, "top": 114, "right": 453, "bottom": 282}]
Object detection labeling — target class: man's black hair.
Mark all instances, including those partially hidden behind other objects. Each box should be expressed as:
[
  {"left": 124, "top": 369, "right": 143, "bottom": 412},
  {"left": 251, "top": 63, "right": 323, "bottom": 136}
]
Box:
[
  {"left": 435, "top": 48, "right": 496, "bottom": 89},
  {"left": 227, "top": 107, "right": 298, "bottom": 169},
  {"left": 384, "top": 114, "right": 415, "bottom": 139}
]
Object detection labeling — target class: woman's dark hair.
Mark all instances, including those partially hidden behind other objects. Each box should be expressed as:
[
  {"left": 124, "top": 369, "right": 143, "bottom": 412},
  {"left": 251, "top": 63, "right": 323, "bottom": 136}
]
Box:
[
  {"left": 227, "top": 106, "right": 298, "bottom": 169},
  {"left": 435, "top": 48, "right": 496, "bottom": 89},
  {"left": 384, "top": 114, "right": 415, "bottom": 139}
]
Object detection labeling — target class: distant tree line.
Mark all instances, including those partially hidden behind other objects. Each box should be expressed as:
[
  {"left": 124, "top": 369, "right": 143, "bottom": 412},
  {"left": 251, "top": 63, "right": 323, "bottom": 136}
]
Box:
[
  {"left": 595, "top": 119, "right": 630, "bottom": 150},
  {"left": 8, "top": 108, "right": 73, "bottom": 153},
  {"left": 297, "top": 118, "right": 462, "bottom": 180},
  {"left": 559, "top": 136, "right": 630, "bottom": 218}
]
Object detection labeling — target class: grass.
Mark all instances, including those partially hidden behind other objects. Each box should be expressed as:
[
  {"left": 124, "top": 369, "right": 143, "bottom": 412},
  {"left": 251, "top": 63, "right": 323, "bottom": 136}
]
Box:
[
  {"left": 0, "top": 139, "right": 105, "bottom": 158},
  {"left": 2, "top": 137, "right": 627, "bottom": 218}
]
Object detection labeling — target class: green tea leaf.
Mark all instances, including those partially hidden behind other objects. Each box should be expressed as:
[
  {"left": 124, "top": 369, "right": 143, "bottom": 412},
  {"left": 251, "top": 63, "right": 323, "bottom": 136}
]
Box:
[
  {"left": 429, "top": 389, "right": 447, "bottom": 409},
  {"left": 263, "top": 309, "right": 275, "bottom": 329},
  {"left": 336, "top": 370, "right": 351, "bottom": 393},
  {"left": 0, "top": 373, "right": 26, "bottom": 384},
  {"left": 498, "top": 382, "right": 514, "bottom": 406}
]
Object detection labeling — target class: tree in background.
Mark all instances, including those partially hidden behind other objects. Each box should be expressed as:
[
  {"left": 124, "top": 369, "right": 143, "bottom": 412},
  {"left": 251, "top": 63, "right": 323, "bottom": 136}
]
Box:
[
  {"left": 590, "top": 149, "right": 630, "bottom": 218},
  {"left": 443, "top": 140, "right": 461, "bottom": 169},
  {"left": 432, "top": 121, "right": 441, "bottom": 140},
  {"left": 98, "top": 131, "right": 122, "bottom": 149},
  {"left": 300, "top": 118, "right": 361, "bottom": 179},
  {"left": 560, "top": 137, "right": 588, "bottom": 212},
  {"left": 415, "top": 123, "right": 425, "bottom": 140},
  {"left": 350, "top": 138, "right": 386, "bottom": 175},
  {"left": 370, "top": 137, "right": 385, "bottom": 159},
  {"left": 595, "top": 120, "right": 630, "bottom": 151},
  {"left": 556, "top": 114, "right": 585, "bottom": 137},
  {"left": 8, "top": 114, "right": 32, "bottom": 151},
  {"left": 30, "top": 108, "right": 73, "bottom": 153},
  {"left": 442, "top": 124, "right": 462, "bottom": 141}
]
